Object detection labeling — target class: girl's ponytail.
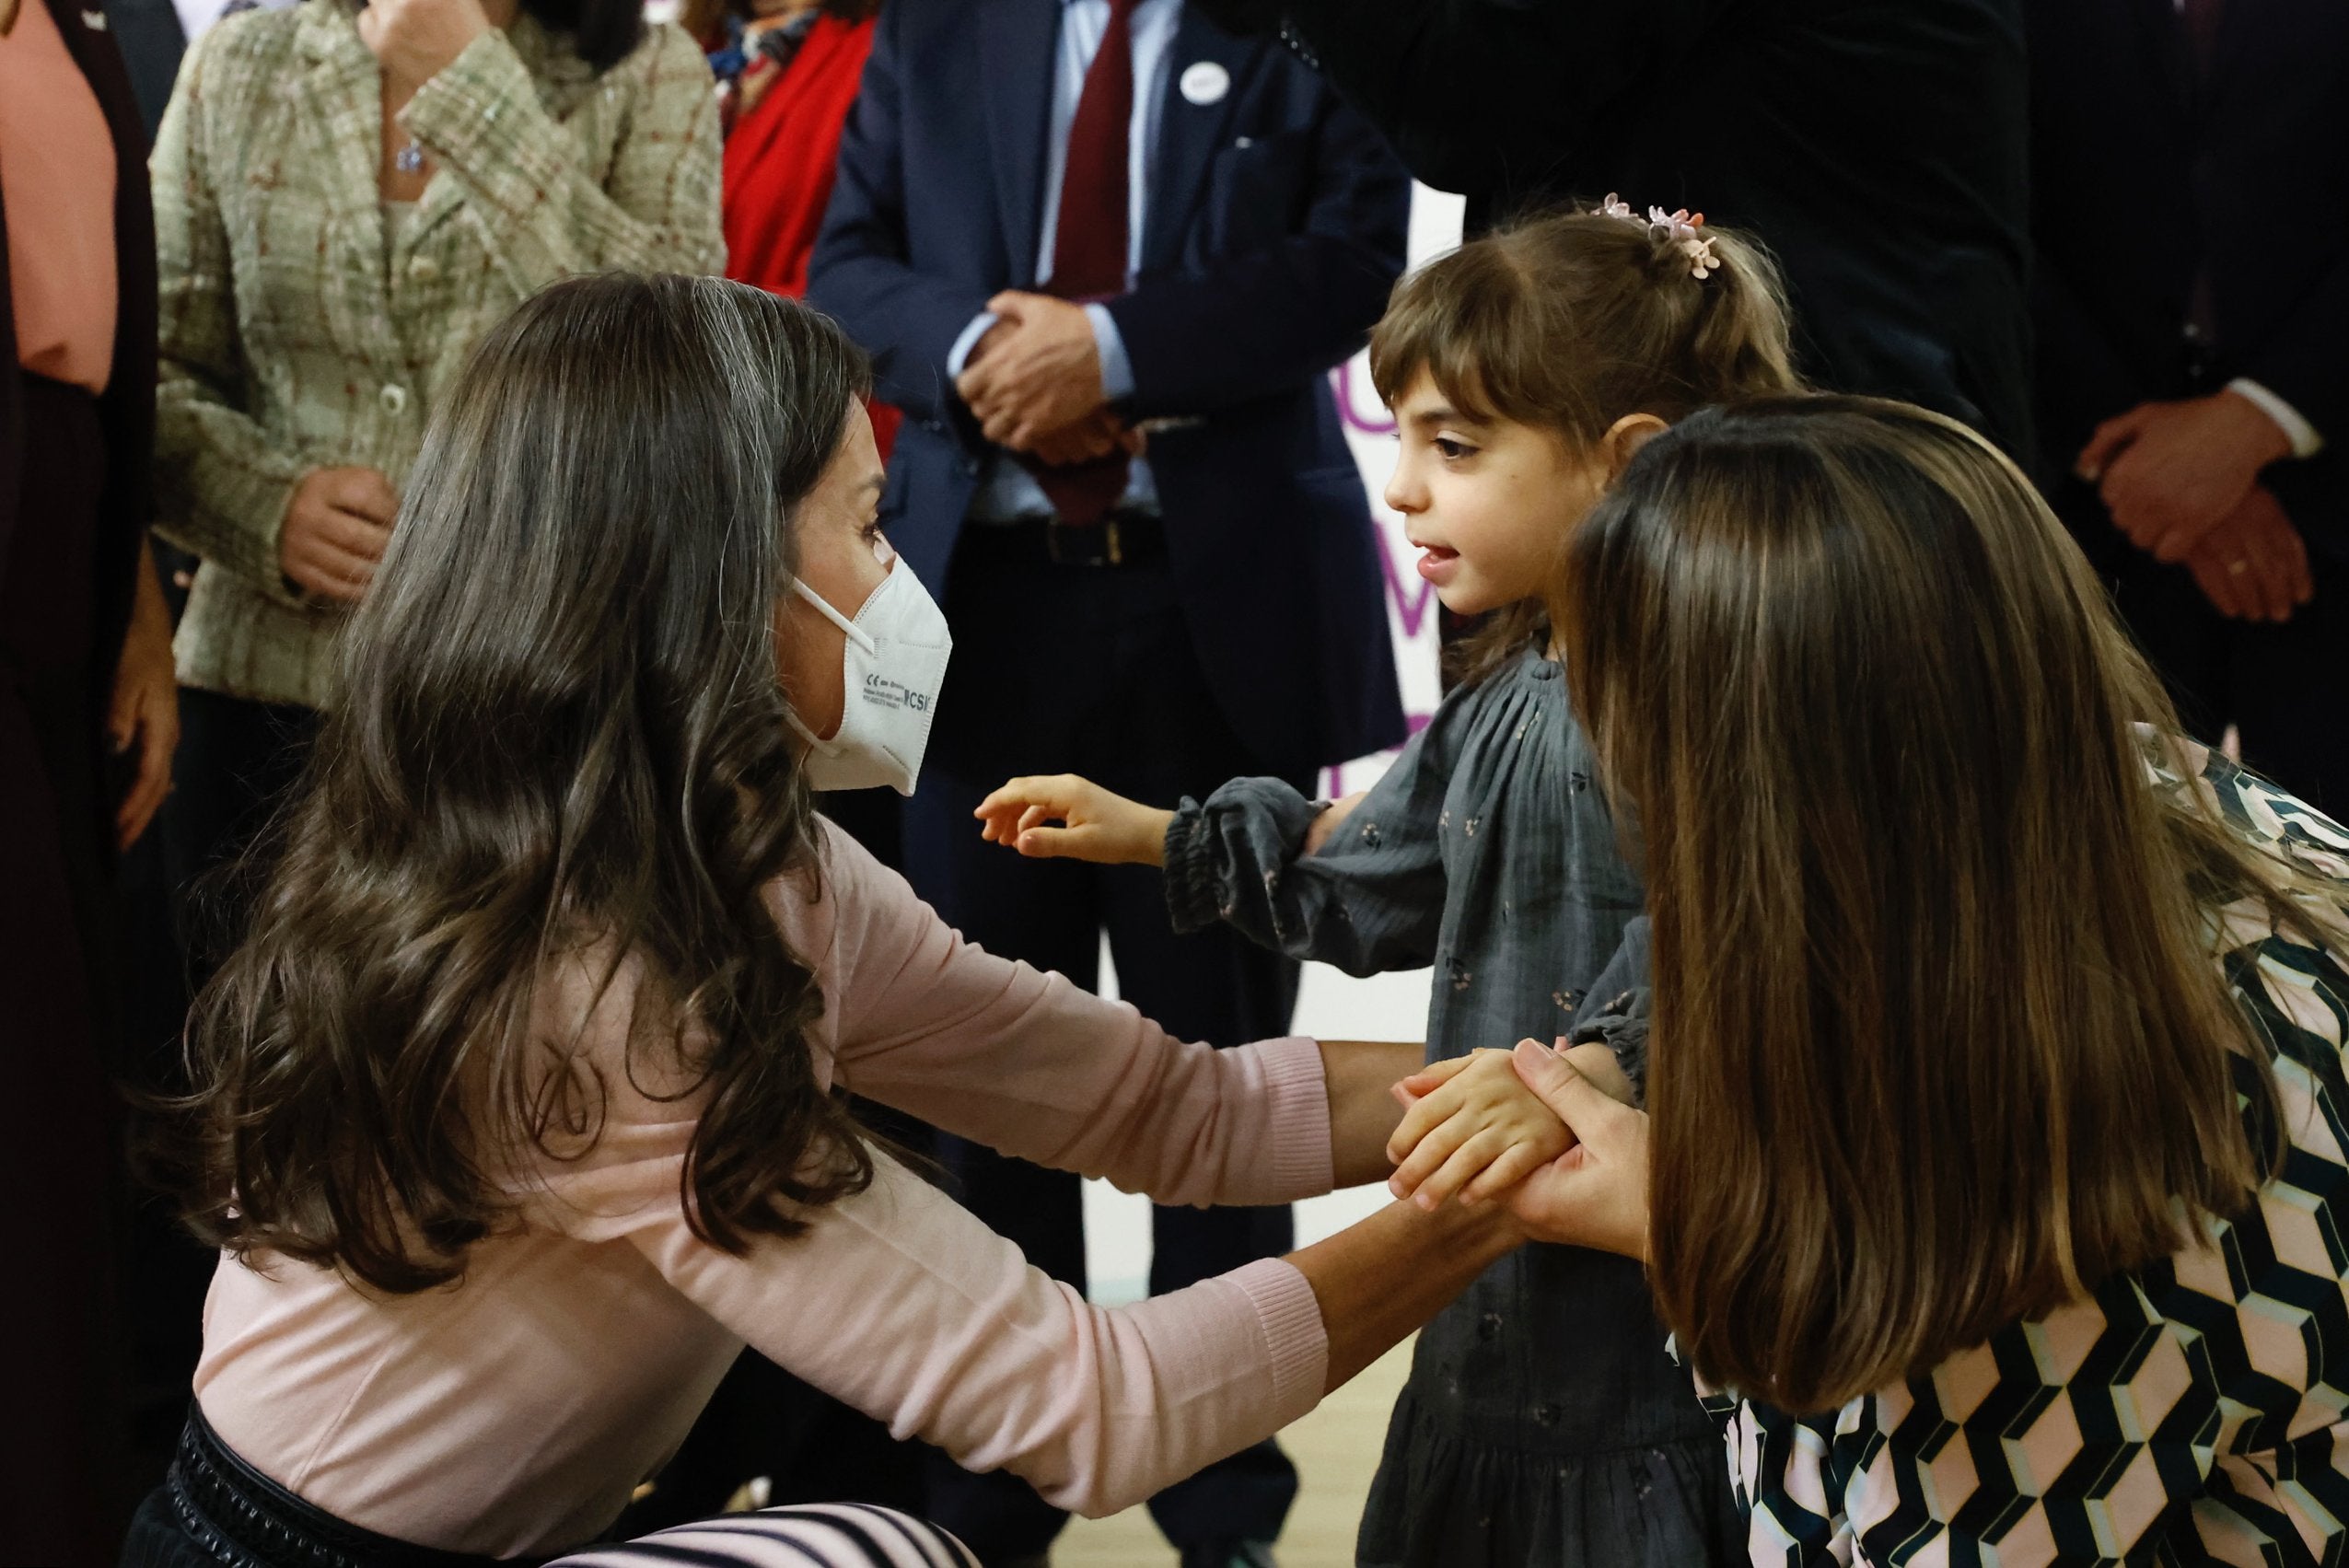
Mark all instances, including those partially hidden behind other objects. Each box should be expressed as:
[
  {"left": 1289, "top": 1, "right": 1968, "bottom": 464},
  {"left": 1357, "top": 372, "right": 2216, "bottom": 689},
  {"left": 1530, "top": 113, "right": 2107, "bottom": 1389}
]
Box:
[
  {"left": 1370, "top": 202, "right": 1802, "bottom": 444},
  {"left": 1671, "top": 222, "right": 1801, "bottom": 407}
]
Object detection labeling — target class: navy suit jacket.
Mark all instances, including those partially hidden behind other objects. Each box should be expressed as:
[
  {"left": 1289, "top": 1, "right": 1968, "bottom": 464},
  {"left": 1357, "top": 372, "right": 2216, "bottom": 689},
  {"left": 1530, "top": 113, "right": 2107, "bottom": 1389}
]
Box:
[
  {"left": 2029, "top": 0, "right": 2347, "bottom": 561},
  {"left": 808, "top": 0, "right": 1411, "bottom": 777}
]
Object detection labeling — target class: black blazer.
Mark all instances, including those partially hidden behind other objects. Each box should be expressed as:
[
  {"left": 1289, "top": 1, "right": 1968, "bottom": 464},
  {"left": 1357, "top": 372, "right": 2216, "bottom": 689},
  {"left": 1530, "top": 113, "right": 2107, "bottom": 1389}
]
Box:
[
  {"left": 1198, "top": 0, "right": 2036, "bottom": 464},
  {"left": 808, "top": 0, "right": 1412, "bottom": 777},
  {"left": 0, "top": 0, "right": 158, "bottom": 701},
  {"left": 100, "top": 0, "right": 186, "bottom": 139},
  {"left": 2029, "top": 0, "right": 2347, "bottom": 559}
]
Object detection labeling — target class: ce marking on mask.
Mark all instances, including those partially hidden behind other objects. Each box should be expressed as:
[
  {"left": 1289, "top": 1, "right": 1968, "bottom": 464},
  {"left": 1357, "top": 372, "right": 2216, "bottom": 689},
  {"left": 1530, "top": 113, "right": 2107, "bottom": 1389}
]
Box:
[{"left": 860, "top": 671, "right": 934, "bottom": 714}]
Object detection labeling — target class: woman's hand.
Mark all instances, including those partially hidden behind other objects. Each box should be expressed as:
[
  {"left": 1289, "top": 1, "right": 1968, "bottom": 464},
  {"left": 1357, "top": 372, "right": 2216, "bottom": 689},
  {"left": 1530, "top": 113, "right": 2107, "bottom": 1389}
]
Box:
[
  {"left": 109, "top": 540, "right": 180, "bottom": 851},
  {"left": 281, "top": 467, "right": 399, "bottom": 604},
  {"left": 1386, "top": 1045, "right": 1574, "bottom": 1211},
  {"left": 974, "top": 773, "right": 1174, "bottom": 865},
  {"left": 357, "top": 0, "right": 494, "bottom": 94},
  {"left": 1498, "top": 1039, "right": 1651, "bottom": 1260}
]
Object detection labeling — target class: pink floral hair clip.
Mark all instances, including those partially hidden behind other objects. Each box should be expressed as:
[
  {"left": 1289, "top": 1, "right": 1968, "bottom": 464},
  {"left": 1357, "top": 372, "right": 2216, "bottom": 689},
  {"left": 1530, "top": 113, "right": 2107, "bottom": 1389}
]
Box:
[
  {"left": 1647, "top": 205, "right": 1723, "bottom": 281},
  {"left": 1589, "top": 194, "right": 1722, "bottom": 281}
]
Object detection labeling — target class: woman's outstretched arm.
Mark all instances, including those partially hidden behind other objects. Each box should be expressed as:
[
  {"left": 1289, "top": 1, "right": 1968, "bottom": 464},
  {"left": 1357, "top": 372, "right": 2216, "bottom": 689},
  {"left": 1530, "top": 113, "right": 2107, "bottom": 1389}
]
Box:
[
  {"left": 1290, "top": 1193, "right": 1521, "bottom": 1390},
  {"left": 1320, "top": 1039, "right": 1425, "bottom": 1190},
  {"left": 566, "top": 1144, "right": 1518, "bottom": 1515},
  {"left": 812, "top": 824, "right": 1419, "bottom": 1208}
]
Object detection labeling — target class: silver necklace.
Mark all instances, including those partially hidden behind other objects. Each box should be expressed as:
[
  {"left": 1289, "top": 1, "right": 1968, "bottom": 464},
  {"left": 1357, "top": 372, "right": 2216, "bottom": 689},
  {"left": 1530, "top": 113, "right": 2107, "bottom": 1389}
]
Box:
[{"left": 394, "top": 137, "right": 424, "bottom": 174}]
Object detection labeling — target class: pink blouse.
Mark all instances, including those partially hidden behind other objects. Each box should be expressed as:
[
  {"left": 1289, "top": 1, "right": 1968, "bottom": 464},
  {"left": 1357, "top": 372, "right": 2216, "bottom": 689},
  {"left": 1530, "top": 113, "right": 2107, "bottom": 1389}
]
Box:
[
  {"left": 193, "top": 821, "right": 1337, "bottom": 1557},
  {"left": 0, "top": 0, "right": 117, "bottom": 393}
]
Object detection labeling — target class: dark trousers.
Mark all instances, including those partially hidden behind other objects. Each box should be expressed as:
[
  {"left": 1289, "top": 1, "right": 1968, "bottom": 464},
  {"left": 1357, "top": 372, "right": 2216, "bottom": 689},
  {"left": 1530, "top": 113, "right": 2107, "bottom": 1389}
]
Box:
[
  {"left": 164, "top": 686, "right": 321, "bottom": 976},
  {"left": 902, "top": 542, "right": 1307, "bottom": 1561},
  {"left": 1, "top": 374, "right": 134, "bottom": 1564},
  {"left": 2090, "top": 518, "right": 2349, "bottom": 815},
  {"left": 120, "top": 685, "right": 324, "bottom": 1509}
]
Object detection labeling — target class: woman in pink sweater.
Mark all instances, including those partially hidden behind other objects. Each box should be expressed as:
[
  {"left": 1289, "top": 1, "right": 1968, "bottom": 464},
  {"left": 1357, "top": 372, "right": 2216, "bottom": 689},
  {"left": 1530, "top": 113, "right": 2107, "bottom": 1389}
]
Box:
[{"left": 127, "top": 274, "right": 1513, "bottom": 1568}]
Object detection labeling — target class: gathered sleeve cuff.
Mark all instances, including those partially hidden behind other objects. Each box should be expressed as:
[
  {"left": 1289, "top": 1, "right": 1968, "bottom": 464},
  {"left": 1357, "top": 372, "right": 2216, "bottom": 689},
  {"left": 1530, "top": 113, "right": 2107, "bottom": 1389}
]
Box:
[{"left": 1163, "top": 778, "right": 1325, "bottom": 936}]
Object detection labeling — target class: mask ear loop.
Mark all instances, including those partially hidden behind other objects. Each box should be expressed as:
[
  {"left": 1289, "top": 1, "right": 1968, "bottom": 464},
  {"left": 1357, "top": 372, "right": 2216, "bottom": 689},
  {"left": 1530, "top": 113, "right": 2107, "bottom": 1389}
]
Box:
[
  {"left": 781, "top": 703, "right": 838, "bottom": 754},
  {"left": 783, "top": 574, "right": 886, "bottom": 750},
  {"left": 789, "top": 576, "right": 881, "bottom": 656}
]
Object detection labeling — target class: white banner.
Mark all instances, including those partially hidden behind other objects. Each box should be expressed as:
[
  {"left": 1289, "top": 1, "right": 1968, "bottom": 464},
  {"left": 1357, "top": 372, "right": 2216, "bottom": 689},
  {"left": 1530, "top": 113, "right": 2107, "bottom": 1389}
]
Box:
[{"left": 1323, "top": 187, "right": 1466, "bottom": 797}]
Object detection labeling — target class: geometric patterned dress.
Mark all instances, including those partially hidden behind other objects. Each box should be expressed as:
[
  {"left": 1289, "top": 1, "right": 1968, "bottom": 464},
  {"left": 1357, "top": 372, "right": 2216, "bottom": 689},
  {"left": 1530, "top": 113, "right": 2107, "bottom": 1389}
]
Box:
[{"left": 1724, "top": 743, "right": 2349, "bottom": 1565}]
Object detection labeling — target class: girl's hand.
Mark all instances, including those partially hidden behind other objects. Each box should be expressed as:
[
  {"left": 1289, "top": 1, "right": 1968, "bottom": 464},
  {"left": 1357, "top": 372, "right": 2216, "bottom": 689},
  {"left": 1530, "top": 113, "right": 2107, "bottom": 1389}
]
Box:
[
  {"left": 974, "top": 773, "right": 1175, "bottom": 866},
  {"left": 358, "top": 0, "right": 494, "bottom": 94},
  {"left": 1501, "top": 1039, "right": 1651, "bottom": 1260},
  {"left": 1385, "top": 1045, "right": 1575, "bottom": 1212},
  {"left": 1302, "top": 789, "right": 1368, "bottom": 857}
]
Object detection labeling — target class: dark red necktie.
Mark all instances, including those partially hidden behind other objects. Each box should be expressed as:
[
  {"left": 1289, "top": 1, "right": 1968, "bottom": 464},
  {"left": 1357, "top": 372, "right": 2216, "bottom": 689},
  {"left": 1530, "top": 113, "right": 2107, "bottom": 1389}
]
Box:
[
  {"left": 1023, "top": 0, "right": 1137, "bottom": 528},
  {"left": 2181, "top": 0, "right": 2224, "bottom": 74},
  {"left": 2181, "top": 0, "right": 2225, "bottom": 345}
]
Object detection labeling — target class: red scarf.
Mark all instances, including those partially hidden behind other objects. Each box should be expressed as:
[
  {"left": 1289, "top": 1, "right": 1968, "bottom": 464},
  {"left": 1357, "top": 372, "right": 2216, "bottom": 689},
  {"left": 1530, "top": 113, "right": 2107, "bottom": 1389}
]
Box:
[
  {"left": 723, "top": 13, "right": 871, "bottom": 300},
  {"left": 722, "top": 12, "right": 897, "bottom": 455}
]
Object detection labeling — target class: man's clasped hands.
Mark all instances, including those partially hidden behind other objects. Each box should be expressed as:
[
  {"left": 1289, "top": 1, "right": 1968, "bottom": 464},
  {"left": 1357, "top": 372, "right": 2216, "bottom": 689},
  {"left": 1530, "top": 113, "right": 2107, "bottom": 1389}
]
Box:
[
  {"left": 955, "top": 292, "right": 1147, "bottom": 468},
  {"left": 2078, "top": 387, "right": 2310, "bottom": 623},
  {"left": 1383, "top": 1038, "right": 1653, "bottom": 1260}
]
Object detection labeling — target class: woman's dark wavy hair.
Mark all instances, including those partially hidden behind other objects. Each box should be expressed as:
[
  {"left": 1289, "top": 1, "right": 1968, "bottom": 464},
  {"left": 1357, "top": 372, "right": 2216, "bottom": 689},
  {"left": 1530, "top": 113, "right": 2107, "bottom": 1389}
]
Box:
[
  {"left": 517, "top": 0, "right": 646, "bottom": 74},
  {"left": 166, "top": 273, "right": 874, "bottom": 1293}
]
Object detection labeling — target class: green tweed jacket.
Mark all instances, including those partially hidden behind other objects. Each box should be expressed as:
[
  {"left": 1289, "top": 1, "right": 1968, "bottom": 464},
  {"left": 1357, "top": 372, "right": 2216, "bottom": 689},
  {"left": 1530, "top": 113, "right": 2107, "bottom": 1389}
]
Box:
[{"left": 150, "top": 0, "right": 724, "bottom": 708}]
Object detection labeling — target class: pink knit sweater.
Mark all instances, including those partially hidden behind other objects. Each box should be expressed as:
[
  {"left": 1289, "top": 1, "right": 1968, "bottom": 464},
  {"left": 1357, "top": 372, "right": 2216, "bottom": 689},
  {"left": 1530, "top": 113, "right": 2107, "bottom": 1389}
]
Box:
[{"left": 193, "top": 821, "right": 1336, "bottom": 1556}]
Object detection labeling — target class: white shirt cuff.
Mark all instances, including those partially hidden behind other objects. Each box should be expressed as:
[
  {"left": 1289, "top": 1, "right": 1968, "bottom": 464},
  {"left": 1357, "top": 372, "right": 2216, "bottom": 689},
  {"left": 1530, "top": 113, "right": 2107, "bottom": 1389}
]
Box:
[
  {"left": 2228, "top": 378, "right": 2325, "bottom": 459},
  {"left": 946, "top": 311, "right": 1000, "bottom": 382},
  {"left": 952, "top": 306, "right": 1128, "bottom": 403},
  {"left": 1086, "top": 303, "right": 1135, "bottom": 403}
]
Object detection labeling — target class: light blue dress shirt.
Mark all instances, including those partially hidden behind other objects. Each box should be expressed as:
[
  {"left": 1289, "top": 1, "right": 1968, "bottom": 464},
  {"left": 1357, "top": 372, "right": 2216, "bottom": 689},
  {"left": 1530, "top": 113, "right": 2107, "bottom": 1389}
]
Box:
[{"left": 951, "top": 0, "right": 1181, "bottom": 520}]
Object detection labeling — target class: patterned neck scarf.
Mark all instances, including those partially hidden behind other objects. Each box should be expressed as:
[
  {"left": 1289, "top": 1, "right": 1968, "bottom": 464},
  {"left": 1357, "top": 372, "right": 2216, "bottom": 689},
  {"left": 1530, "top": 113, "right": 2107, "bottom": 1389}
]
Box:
[{"left": 710, "top": 6, "right": 820, "bottom": 135}]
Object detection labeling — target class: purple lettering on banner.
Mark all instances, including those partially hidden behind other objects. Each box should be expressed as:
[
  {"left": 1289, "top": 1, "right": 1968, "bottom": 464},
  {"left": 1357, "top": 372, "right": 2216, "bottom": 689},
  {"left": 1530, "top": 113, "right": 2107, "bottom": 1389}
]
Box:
[
  {"left": 1320, "top": 357, "right": 1436, "bottom": 799},
  {"left": 1334, "top": 360, "right": 1399, "bottom": 437}
]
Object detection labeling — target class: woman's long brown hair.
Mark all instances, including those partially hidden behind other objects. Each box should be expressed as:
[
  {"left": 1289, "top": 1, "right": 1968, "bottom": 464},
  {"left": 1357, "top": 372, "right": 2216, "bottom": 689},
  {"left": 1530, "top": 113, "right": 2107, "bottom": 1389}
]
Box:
[
  {"left": 161, "top": 274, "right": 876, "bottom": 1293},
  {"left": 1557, "top": 396, "right": 2317, "bottom": 1412}
]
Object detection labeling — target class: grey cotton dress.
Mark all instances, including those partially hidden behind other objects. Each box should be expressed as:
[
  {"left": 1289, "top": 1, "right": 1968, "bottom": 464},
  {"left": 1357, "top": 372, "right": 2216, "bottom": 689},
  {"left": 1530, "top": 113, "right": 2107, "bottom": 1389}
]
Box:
[{"left": 1162, "top": 646, "right": 1737, "bottom": 1568}]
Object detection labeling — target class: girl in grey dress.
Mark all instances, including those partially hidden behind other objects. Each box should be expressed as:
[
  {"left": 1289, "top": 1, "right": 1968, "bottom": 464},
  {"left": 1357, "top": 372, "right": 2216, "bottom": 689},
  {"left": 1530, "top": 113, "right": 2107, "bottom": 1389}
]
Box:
[{"left": 976, "top": 207, "right": 1799, "bottom": 1566}]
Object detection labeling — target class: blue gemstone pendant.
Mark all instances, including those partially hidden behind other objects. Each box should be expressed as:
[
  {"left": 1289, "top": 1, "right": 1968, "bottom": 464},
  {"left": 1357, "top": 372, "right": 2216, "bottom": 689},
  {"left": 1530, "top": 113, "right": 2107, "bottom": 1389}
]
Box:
[{"left": 394, "top": 140, "right": 424, "bottom": 175}]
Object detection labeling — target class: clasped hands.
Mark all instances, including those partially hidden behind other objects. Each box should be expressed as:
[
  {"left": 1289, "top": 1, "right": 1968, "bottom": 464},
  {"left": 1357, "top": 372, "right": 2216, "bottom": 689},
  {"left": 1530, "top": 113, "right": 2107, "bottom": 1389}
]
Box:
[
  {"left": 954, "top": 292, "right": 1146, "bottom": 468},
  {"left": 2079, "top": 388, "right": 2310, "bottom": 622},
  {"left": 1384, "top": 1040, "right": 1652, "bottom": 1260}
]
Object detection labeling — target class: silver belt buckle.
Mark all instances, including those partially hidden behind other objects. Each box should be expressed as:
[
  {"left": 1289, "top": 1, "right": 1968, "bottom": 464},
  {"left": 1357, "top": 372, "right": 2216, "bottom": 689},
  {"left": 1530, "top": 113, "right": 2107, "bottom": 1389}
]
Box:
[{"left": 1045, "top": 516, "right": 1123, "bottom": 566}]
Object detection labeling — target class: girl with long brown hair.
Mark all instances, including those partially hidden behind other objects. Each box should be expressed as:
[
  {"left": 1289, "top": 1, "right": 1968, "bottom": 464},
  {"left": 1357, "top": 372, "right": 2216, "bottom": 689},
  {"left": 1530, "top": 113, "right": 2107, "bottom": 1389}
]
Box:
[
  {"left": 971, "top": 204, "right": 1799, "bottom": 1568},
  {"left": 1396, "top": 395, "right": 2349, "bottom": 1562},
  {"left": 132, "top": 272, "right": 1520, "bottom": 1568}
]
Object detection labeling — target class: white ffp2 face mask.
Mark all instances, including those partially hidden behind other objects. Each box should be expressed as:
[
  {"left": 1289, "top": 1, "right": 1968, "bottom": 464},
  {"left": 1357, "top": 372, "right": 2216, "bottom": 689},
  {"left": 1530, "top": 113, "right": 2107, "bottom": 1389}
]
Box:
[{"left": 784, "top": 559, "right": 953, "bottom": 796}]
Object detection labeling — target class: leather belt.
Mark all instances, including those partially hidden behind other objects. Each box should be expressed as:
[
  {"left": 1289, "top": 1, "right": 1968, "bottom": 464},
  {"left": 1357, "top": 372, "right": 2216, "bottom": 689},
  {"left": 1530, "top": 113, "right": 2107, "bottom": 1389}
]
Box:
[
  {"left": 962, "top": 509, "right": 1167, "bottom": 568},
  {"left": 163, "top": 1406, "right": 544, "bottom": 1568}
]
